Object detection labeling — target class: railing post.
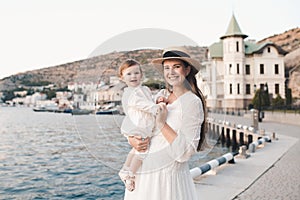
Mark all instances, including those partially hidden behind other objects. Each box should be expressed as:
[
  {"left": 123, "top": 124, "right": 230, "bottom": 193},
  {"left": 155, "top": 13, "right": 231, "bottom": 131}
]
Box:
[
  {"left": 226, "top": 128, "right": 231, "bottom": 148},
  {"left": 221, "top": 127, "right": 225, "bottom": 147},
  {"left": 247, "top": 134, "right": 253, "bottom": 148},
  {"left": 232, "top": 129, "right": 238, "bottom": 153},
  {"left": 239, "top": 131, "right": 244, "bottom": 146}
]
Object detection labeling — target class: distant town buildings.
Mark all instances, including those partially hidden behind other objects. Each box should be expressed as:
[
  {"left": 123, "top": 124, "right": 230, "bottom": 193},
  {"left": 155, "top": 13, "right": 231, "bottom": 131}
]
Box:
[
  {"left": 9, "top": 92, "right": 47, "bottom": 106},
  {"left": 68, "top": 76, "right": 125, "bottom": 110},
  {"left": 200, "top": 14, "right": 287, "bottom": 112}
]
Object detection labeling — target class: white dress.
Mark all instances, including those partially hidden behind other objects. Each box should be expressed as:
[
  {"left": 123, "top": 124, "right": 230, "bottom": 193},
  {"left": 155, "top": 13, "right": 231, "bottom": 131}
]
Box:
[{"left": 124, "top": 91, "right": 204, "bottom": 200}]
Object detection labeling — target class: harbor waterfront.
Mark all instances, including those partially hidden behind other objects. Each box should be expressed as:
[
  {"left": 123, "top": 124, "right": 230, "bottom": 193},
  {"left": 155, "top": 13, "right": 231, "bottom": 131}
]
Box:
[
  {"left": 0, "top": 107, "right": 125, "bottom": 199},
  {"left": 0, "top": 107, "right": 226, "bottom": 199}
]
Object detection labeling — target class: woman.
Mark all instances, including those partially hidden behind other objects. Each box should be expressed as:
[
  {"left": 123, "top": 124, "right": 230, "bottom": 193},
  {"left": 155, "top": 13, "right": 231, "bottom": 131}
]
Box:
[{"left": 124, "top": 47, "right": 207, "bottom": 200}]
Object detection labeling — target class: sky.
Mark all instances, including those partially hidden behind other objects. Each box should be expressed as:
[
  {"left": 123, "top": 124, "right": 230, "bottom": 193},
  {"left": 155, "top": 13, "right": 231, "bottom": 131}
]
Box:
[{"left": 0, "top": 0, "right": 299, "bottom": 79}]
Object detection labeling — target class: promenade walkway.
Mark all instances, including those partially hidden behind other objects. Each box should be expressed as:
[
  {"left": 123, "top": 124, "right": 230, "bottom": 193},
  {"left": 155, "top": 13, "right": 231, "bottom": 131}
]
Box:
[{"left": 195, "top": 113, "right": 300, "bottom": 200}]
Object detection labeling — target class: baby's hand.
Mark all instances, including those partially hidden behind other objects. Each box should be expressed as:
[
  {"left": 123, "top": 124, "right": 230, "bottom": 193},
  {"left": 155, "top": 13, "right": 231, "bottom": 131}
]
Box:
[{"left": 156, "top": 96, "right": 167, "bottom": 104}]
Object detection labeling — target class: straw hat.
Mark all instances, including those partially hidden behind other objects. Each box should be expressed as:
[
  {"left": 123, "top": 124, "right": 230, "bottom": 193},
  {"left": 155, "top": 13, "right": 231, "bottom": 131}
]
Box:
[{"left": 152, "top": 47, "right": 201, "bottom": 74}]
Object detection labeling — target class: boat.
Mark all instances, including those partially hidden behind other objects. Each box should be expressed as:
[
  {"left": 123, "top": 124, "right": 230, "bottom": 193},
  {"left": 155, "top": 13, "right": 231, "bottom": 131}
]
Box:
[
  {"left": 33, "top": 104, "right": 74, "bottom": 113},
  {"left": 95, "top": 103, "right": 122, "bottom": 115},
  {"left": 71, "top": 109, "right": 93, "bottom": 115},
  {"left": 33, "top": 104, "right": 59, "bottom": 112},
  {"left": 96, "top": 108, "right": 119, "bottom": 115},
  {"left": 62, "top": 108, "right": 72, "bottom": 113},
  {"left": 33, "top": 106, "right": 48, "bottom": 112}
]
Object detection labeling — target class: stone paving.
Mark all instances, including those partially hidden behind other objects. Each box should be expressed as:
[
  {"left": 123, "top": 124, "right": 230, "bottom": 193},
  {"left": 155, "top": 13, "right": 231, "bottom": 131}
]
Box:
[
  {"left": 233, "top": 139, "right": 300, "bottom": 200},
  {"left": 233, "top": 119, "right": 300, "bottom": 200}
]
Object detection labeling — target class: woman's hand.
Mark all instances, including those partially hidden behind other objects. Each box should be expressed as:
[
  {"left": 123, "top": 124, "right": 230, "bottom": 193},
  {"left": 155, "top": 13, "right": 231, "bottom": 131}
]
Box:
[
  {"left": 156, "top": 103, "right": 177, "bottom": 143},
  {"left": 156, "top": 103, "right": 167, "bottom": 130},
  {"left": 128, "top": 136, "right": 150, "bottom": 152}
]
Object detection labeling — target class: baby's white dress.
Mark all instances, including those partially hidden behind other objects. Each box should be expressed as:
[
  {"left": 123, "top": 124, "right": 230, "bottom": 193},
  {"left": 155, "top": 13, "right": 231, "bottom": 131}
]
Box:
[
  {"left": 121, "top": 85, "right": 160, "bottom": 138},
  {"left": 124, "top": 91, "right": 204, "bottom": 200}
]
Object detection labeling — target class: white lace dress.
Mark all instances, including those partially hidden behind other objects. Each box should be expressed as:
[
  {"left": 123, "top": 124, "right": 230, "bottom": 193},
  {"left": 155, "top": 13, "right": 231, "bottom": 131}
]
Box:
[{"left": 124, "top": 91, "right": 204, "bottom": 200}]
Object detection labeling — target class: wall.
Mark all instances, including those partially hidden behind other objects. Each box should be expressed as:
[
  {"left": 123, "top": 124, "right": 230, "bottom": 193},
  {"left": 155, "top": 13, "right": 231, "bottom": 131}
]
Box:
[
  {"left": 244, "top": 110, "right": 300, "bottom": 126},
  {"left": 263, "top": 111, "right": 300, "bottom": 126}
]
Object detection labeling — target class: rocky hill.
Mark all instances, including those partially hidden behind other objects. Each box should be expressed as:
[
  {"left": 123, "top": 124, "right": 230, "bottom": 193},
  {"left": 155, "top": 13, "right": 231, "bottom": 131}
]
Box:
[
  {"left": 258, "top": 27, "right": 300, "bottom": 53},
  {"left": 259, "top": 27, "right": 300, "bottom": 69},
  {"left": 0, "top": 46, "right": 207, "bottom": 91}
]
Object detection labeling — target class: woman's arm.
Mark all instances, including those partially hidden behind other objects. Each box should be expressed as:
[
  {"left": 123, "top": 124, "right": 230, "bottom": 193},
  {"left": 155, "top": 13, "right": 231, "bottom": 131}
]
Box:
[{"left": 159, "top": 95, "right": 204, "bottom": 162}]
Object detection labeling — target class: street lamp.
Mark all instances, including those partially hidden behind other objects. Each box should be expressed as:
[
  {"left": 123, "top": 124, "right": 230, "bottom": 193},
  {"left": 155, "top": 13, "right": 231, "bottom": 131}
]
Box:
[{"left": 254, "top": 84, "right": 267, "bottom": 122}]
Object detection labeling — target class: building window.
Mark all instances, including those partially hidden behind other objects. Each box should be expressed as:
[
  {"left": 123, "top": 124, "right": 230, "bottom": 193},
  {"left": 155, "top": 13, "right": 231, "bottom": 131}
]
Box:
[
  {"left": 275, "top": 84, "right": 279, "bottom": 94},
  {"left": 229, "top": 84, "right": 232, "bottom": 94},
  {"left": 229, "top": 64, "right": 232, "bottom": 74},
  {"left": 237, "top": 63, "right": 240, "bottom": 74},
  {"left": 237, "top": 83, "right": 240, "bottom": 94},
  {"left": 246, "top": 84, "right": 251, "bottom": 95},
  {"left": 275, "top": 64, "right": 279, "bottom": 74},
  {"left": 260, "top": 64, "right": 264, "bottom": 74},
  {"left": 236, "top": 41, "right": 239, "bottom": 52},
  {"left": 260, "top": 84, "right": 264, "bottom": 90},
  {"left": 245, "top": 64, "right": 250, "bottom": 75},
  {"left": 268, "top": 47, "right": 271, "bottom": 53}
]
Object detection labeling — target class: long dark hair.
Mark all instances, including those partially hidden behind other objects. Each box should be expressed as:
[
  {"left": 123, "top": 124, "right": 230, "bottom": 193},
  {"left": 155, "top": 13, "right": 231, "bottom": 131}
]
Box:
[
  {"left": 164, "top": 59, "right": 208, "bottom": 151},
  {"left": 185, "top": 65, "right": 208, "bottom": 151}
]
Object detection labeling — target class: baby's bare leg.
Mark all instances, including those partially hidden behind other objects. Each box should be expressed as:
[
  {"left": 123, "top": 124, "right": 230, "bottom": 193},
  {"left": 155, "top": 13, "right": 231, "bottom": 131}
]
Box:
[
  {"left": 119, "top": 149, "right": 137, "bottom": 192},
  {"left": 123, "top": 148, "right": 135, "bottom": 169},
  {"left": 129, "top": 154, "right": 143, "bottom": 174}
]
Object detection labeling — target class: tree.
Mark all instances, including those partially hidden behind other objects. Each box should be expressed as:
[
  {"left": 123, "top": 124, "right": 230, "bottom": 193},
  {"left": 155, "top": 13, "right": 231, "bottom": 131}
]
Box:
[
  {"left": 286, "top": 88, "right": 292, "bottom": 106},
  {"left": 252, "top": 90, "right": 261, "bottom": 109},
  {"left": 252, "top": 83, "right": 271, "bottom": 110},
  {"left": 264, "top": 83, "right": 271, "bottom": 107},
  {"left": 27, "top": 89, "right": 35, "bottom": 95},
  {"left": 44, "top": 90, "right": 56, "bottom": 100},
  {"left": 272, "top": 94, "right": 285, "bottom": 108},
  {"left": 1, "top": 90, "right": 15, "bottom": 102},
  {"left": 252, "top": 88, "right": 270, "bottom": 109}
]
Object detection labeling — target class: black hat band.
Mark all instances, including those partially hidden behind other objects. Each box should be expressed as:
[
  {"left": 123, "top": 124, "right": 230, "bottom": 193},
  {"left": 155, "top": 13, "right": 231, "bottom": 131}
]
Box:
[{"left": 163, "top": 50, "right": 190, "bottom": 58}]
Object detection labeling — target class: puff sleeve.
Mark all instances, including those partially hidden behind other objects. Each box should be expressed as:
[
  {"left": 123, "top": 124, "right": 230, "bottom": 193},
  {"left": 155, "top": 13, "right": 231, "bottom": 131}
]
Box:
[{"left": 127, "top": 86, "right": 159, "bottom": 116}]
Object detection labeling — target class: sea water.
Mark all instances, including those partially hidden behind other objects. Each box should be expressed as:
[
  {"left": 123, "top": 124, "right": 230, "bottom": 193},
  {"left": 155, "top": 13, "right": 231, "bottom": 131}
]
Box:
[{"left": 0, "top": 107, "right": 227, "bottom": 199}]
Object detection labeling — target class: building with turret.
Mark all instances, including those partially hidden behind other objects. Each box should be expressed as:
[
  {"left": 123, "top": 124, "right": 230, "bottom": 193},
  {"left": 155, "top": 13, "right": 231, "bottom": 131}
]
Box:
[{"left": 202, "top": 14, "right": 287, "bottom": 112}]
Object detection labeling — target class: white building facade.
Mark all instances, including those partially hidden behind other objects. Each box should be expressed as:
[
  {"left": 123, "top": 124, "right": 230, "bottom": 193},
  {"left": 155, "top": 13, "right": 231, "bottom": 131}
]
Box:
[{"left": 203, "top": 15, "right": 287, "bottom": 112}]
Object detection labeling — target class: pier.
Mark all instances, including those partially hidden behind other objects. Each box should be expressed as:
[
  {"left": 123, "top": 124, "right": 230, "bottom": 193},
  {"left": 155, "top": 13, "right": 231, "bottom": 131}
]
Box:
[{"left": 193, "top": 113, "right": 299, "bottom": 200}]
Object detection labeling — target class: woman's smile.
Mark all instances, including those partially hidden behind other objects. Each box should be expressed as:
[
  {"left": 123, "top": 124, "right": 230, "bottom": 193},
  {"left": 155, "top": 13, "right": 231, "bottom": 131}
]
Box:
[
  {"left": 166, "top": 75, "right": 181, "bottom": 83},
  {"left": 167, "top": 75, "right": 179, "bottom": 79}
]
